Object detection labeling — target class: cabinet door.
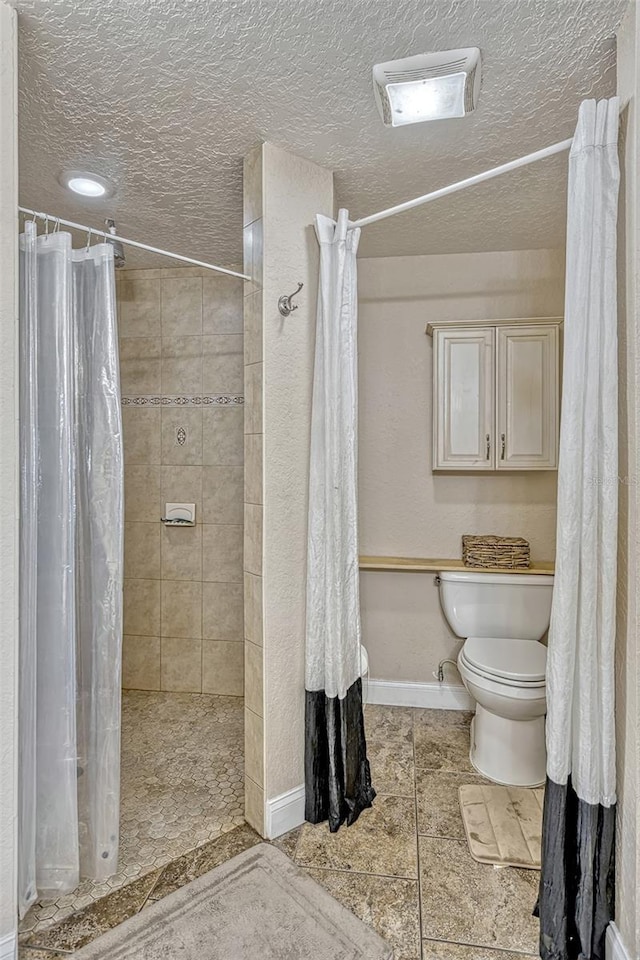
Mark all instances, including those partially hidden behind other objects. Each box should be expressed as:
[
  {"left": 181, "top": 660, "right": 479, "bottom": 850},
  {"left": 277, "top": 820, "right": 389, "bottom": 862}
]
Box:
[
  {"left": 497, "top": 325, "right": 559, "bottom": 470},
  {"left": 433, "top": 328, "right": 495, "bottom": 470}
]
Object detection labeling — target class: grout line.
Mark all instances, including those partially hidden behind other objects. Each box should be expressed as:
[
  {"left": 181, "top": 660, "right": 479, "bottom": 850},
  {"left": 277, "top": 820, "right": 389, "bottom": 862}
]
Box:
[
  {"left": 21, "top": 946, "right": 75, "bottom": 956},
  {"left": 416, "top": 830, "right": 467, "bottom": 842},
  {"left": 159, "top": 528, "right": 165, "bottom": 690},
  {"left": 297, "top": 863, "right": 419, "bottom": 883},
  {"left": 137, "top": 873, "right": 163, "bottom": 914},
  {"left": 288, "top": 827, "right": 302, "bottom": 861},
  {"left": 421, "top": 936, "right": 538, "bottom": 957},
  {"left": 415, "top": 765, "right": 476, "bottom": 775},
  {"left": 412, "top": 704, "right": 426, "bottom": 956},
  {"left": 369, "top": 791, "right": 415, "bottom": 800},
  {"left": 201, "top": 494, "right": 205, "bottom": 692},
  {"left": 159, "top": 279, "right": 164, "bottom": 391}
]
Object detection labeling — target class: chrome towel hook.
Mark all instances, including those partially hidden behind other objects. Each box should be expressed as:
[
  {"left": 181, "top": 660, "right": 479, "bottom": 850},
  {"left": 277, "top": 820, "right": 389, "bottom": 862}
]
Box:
[{"left": 278, "top": 282, "right": 303, "bottom": 317}]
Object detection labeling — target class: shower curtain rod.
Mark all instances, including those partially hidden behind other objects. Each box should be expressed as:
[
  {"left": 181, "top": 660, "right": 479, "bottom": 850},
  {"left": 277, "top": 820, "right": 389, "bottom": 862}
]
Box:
[
  {"left": 18, "top": 207, "right": 250, "bottom": 281},
  {"left": 350, "top": 136, "right": 575, "bottom": 229}
]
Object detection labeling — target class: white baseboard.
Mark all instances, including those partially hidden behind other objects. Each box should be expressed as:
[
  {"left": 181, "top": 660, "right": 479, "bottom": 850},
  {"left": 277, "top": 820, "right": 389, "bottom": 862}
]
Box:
[
  {"left": 606, "top": 923, "right": 631, "bottom": 960},
  {"left": 365, "top": 678, "right": 473, "bottom": 711},
  {"left": 265, "top": 784, "right": 306, "bottom": 840},
  {"left": 0, "top": 931, "right": 16, "bottom": 960}
]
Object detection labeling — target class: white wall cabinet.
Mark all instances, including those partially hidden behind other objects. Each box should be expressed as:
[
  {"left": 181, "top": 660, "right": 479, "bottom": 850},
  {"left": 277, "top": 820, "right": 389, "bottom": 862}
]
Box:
[
  {"left": 429, "top": 317, "right": 562, "bottom": 471},
  {"left": 434, "top": 327, "right": 495, "bottom": 470}
]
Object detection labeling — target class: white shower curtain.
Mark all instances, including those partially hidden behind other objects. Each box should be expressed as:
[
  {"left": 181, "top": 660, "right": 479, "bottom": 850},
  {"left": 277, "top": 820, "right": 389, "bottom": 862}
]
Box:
[
  {"left": 18, "top": 220, "right": 124, "bottom": 913},
  {"left": 304, "top": 209, "right": 375, "bottom": 832},
  {"left": 538, "top": 98, "right": 619, "bottom": 960}
]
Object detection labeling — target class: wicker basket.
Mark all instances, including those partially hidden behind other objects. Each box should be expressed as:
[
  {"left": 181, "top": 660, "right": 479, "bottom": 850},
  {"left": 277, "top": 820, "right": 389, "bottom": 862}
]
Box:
[{"left": 462, "top": 534, "right": 530, "bottom": 570}]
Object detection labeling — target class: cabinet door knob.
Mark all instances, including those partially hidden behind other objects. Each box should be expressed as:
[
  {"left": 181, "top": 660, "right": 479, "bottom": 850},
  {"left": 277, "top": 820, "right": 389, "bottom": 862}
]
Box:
[
  {"left": 501, "top": 433, "right": 506, "bottom": 460},
  {"left": 486, "top": 434, "right": 491, "bottom": 460}
]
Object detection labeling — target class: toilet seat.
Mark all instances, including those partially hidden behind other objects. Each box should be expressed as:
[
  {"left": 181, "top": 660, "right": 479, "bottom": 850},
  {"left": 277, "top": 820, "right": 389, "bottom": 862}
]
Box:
[
  {"left": 462, "top": 636, "right": 546, "bottom": 685},
  {"left": 459, "top": 655, "right": 546, "bottom": 692}
]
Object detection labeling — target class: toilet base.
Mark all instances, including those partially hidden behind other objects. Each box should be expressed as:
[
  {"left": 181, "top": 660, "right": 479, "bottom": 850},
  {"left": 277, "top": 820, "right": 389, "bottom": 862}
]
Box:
[{"left": 469, "top": 706, "right": 546, "bottom": 787}]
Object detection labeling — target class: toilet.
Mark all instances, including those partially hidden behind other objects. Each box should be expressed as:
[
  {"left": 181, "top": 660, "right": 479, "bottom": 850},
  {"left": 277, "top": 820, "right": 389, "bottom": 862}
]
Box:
[{"left": 437, "top": 570, "right": 554, "bottom": 787}]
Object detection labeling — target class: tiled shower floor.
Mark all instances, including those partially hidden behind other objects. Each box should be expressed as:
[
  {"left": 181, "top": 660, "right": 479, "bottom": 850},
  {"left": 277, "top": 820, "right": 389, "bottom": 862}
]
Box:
[{"left": 20, "top": 691, "right": 244, "bottom": 936}]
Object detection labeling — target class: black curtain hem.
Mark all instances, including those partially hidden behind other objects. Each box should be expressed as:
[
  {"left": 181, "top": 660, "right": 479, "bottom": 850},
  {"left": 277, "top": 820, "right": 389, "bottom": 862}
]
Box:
[
  {"left": 304, "top": 677, "right": 376, "bottom": 832},
  {"left": 537, "top": 776, "right": 615, "bottom": 960}
]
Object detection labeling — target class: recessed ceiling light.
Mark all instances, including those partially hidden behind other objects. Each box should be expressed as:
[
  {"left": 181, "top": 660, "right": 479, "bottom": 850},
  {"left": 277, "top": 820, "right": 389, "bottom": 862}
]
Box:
[
  {"left": 58, "top": 170, "right": 114, "bottom": 198},
  {"left": 68, "top": 176, "right": 105, "bottom": 197},
  {"left": 373, "top": 48, "right": 482, "bottom": 127}
]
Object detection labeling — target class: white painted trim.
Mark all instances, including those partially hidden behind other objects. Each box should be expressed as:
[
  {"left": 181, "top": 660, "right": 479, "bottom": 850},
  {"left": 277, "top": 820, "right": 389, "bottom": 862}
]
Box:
[
  {"left": 606, "top": 923, "right": 632, "bottom": 960},
  {"left": 365, "top": 679, "right": 473, "bottom": 711},
  {"left": 0, "top": 931, "right": 16, "bottom": 960},
  {"left": 426, "top": 315, "right": 563, "bottom": 337},
  {"left": 265, "top": 784, "right": 306, "bottom": 840}
]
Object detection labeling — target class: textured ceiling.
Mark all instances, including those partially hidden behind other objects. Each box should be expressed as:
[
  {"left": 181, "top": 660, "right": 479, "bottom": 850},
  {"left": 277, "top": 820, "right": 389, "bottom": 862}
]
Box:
[{"left": 16, "top": 0, "right": 626, "bottom": 266}]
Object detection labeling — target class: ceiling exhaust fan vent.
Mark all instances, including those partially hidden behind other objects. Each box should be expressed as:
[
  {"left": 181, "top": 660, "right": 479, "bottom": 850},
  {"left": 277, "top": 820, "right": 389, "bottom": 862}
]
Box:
[{"left": 372, "top": 48, "right": 482, "bottom": 127}]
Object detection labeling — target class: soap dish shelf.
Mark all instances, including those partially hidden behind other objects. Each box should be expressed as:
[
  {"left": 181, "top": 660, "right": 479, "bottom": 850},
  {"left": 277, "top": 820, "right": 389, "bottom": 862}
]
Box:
[{"left": 161, "top": 502, "right": 196, "bottom": 526}]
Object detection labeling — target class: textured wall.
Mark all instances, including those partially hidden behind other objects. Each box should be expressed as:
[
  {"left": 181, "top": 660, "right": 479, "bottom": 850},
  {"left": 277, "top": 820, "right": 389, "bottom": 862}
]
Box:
[
  {"left": 244, "top": 143, "right": 333, "bottom": 831},
  {"left": 358, "top": 249, "right": 564, "bottom": 684},
  {"left": 261, "top": 145, "right": 333, "bottom": 802},
  {"left": 117, "top": 266, "right": 245, "bottom": 696},
  {"left": 616, "top": 5, "right": 640, "bottom": 955},
  {"left": 0, "top": 2, "right": 18, "bottom": 950},
  {"left": 242, "top": 142, "right": 334, "bottom": 824}
]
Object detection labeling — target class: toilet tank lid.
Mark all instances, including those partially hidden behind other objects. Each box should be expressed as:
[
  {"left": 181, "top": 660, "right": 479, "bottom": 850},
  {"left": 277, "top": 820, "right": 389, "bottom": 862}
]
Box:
[
  {"left": 465, "top": 637, "right": 547, "bottom": 682},
  {"left": 438, "top": 570, "right": 554, "bottom": 586}
]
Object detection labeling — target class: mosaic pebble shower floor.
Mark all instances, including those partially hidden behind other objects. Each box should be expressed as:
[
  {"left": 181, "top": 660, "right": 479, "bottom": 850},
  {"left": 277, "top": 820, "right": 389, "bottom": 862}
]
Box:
[{"left": 20, "top": 691, "right": 244, "bottom": 936}]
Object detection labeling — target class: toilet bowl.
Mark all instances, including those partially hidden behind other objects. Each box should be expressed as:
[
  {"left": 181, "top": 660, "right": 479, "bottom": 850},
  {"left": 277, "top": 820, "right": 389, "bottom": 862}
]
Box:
[
  {"left": 359, "top": 644, "right": 369, "bottom": 679},
  {"left": 458, "top": 635, "right": 547, "bottom": 785},
  {"left": 438, "top": 570, "right": 554, "bottom": 787},
  {"left": 359, "top": 644, "right": 370, "bottom": 703}
]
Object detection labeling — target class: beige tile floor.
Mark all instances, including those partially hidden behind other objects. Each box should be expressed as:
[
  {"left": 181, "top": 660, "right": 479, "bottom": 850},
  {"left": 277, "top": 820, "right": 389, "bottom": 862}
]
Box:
[
  {"left": 20, "top": 705, "right": 542, "bottom": 960},
  {"left": 290, "top": 705, "right": 542, "bottom": 960},
  {"left": 20, "top": 691, "right": 244, "bottom": 937}
]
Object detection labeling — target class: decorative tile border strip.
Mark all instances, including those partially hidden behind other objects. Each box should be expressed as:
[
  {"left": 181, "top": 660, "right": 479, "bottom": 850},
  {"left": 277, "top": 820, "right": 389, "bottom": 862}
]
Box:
[{"left": 121, "top": 395, "right": 244, "bottom": 406}]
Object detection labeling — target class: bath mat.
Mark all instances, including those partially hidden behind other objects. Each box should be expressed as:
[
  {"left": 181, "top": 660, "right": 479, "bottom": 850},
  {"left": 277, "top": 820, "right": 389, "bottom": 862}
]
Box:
[
  {"left": 459, "top": 783, "right": 544, "bottom": 869},
  {"left": 72, "top": 843, "right": 392, "bottom": 960}
]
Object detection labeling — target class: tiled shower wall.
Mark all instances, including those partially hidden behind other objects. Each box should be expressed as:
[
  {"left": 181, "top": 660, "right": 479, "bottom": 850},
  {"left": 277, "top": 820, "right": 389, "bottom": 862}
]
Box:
[{"left": 116, "top": 267, "right": 245, "bottom": 695}]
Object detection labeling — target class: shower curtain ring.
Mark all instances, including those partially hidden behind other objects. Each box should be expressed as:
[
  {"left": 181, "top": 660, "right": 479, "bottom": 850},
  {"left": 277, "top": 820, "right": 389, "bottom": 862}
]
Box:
[
  {"left": 86, "top": 227, "right": 93, "bottom": 251},
  {"left": 44, "top": 215, "right": 50, "bottom": 238},
  {"left": 53, "top": 217, "right": 61, "bottom": 234}
]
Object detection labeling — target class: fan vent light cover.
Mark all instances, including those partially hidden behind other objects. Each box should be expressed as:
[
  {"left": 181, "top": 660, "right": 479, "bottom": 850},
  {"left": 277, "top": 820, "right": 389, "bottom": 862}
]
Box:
[{"left": 373, "top": 48, "right": 481, "bottom": 127}]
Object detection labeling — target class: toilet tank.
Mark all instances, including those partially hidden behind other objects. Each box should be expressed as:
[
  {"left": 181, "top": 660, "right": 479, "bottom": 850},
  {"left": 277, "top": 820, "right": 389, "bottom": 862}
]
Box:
[{"left": 437, "top": 570, "right": 554, "bottom": 641}]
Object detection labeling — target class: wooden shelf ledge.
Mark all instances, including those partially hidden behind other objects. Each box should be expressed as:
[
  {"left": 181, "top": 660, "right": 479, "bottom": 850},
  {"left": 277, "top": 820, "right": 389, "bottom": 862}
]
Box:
[{"left": 359, "top": 556, "right": 555, "bottom": 575}]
